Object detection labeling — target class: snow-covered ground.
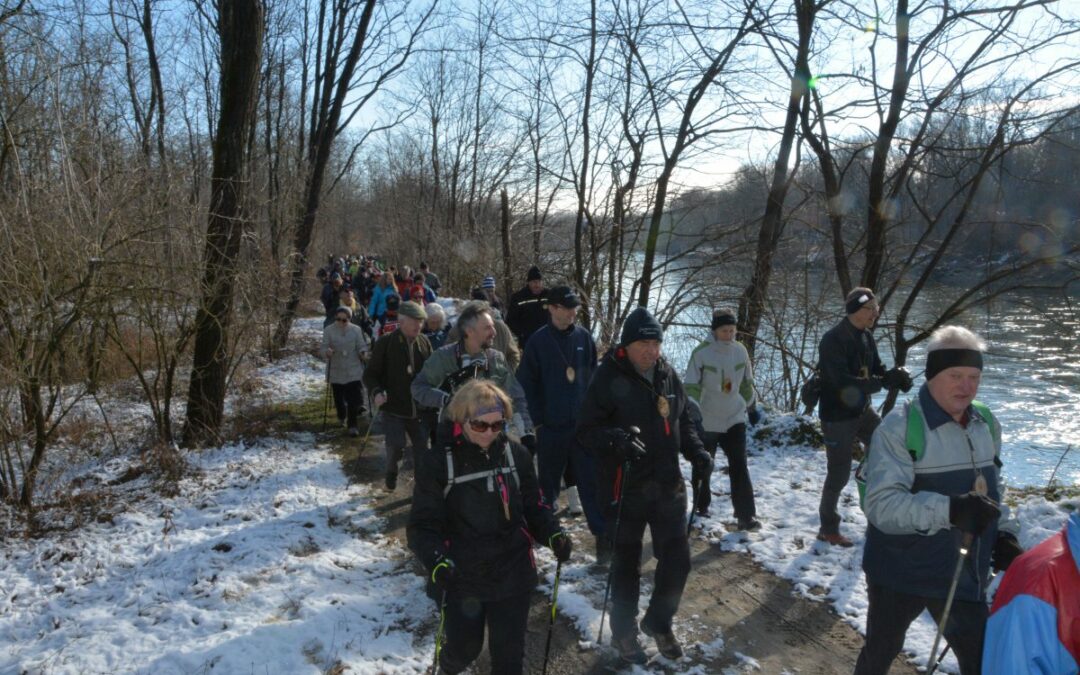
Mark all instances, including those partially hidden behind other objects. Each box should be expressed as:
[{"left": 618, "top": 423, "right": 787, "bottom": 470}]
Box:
[{"left": 2, "top": 312, "right": 1075, "bottom": 674}]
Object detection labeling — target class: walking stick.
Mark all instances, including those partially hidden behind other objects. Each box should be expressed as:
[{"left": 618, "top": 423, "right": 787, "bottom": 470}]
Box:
[
  {"left": 541, "top": 560, "right": 563, "bottom": 675},
  {"left": 926, "top": 532, "right": 974, "bottom": 675},
  {"left": 687, "top": 476, "right": 705, "bottom": 536},
  {"left": 431, "top": 589, "right": 448, "bottom": 675},
  {"left": 321, "top": 354, "right": 332, "bottom": 434},
  {"left": 597, "top": 459, "right": 630, "bottom": 646}
]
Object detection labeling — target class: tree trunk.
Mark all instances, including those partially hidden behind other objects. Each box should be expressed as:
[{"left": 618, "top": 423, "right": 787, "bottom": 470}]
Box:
[
  {"left": 183, "top": 0, "right": 265, "bottom": 447},
  {"left": 574, "top": 0, "right": 597, "bottom": 322},
  {"left": 500, "top": 188, "right": 512, "bottom": 302}
]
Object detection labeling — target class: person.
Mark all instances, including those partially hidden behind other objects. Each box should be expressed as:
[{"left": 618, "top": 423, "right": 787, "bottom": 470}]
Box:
[
  {"left": 321, "top": 272, "right": 347, "bottom": 327},
  {"left": 368, "top": 272, "right": 395, "bottom": 326},
  {"left": 321, "top": 306, "right": 369, "bottom": 436},
  {"left": 983, "top": 511, "right": 1078, "bottom": 675},
  {"left": 412, "top": 301, "right": 534, "bottom": 446},
  {"left": 421, "top": 302, "right": 450, "bottom": 350},
  {"left": 683, "top": 308, "right": 760, "bottom": 529},
  {"left": 479, "top": 275, "right": 504, "bottom": 312},
  {"left": 419, "top": 261, "right": 441, "bottom": 294},
  {"left": 407, "top": 379, "right": 570, "bottom": 675},
  {"left": 855, "top": 325, "right": 1020, "bottom": 675},
  {"left": 406, "top": 273, "right": 437, "bottom": 304},
  {"left": 378, "top": 294, "right": 401, "bottom": 337},
  {"left": 338, "top": 287, "right": 374, "bottom": 343},
  {"left": 517, "top": 286, "right": 607, "bottom": 559},
  {"left": 449, "top": 292, "right": 521, "bottom": 371},
  {"left": 816, "top": 287, "right": 912, "bottom": 547},
  {"left": 506, "top": 265, "right": 548, "bottom": 348},
  {"left": 577, "top": 306, "right": 712, "bottom": 664},
  {"left": 363, "top": 301, "right": 433, "bottom": 490}
]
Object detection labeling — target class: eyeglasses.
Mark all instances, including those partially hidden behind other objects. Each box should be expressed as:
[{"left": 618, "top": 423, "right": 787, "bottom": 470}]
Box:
[{"left": 467, "top": 419, "right": 506, "bottom": 433}]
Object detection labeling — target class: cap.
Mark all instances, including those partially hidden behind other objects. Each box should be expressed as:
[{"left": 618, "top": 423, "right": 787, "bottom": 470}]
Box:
[
  {"left": 398, "top": 301, "right": 427, "bottom": 320},
  {"left": 547, "top": 285, "right": 580, "bottom": 308}
]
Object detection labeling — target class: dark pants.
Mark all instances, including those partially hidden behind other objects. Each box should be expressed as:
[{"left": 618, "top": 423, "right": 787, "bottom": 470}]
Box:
[
  {"left": 537, "top": 426, "right": 605, "bottom": 536},
  {"left": 331, "top": 380, "right": 364, "bottom": 427},
  {"left": 819, "top": 407, "right": 880, "bottom": 535},
  {"left": 609, "top": 483, "right": 690, "bottom": 638},
  {"left": 382, "top": 413, "right": 427, "bottom": 478},
  {"left": 854, "top": 584, "right": 987, "bottom": 675},
  {"left": 439, "top": 591, "right": 531, "bottom": 675},
  {"left": 698, "top": 424, "right": 756, "bottom": 521}
]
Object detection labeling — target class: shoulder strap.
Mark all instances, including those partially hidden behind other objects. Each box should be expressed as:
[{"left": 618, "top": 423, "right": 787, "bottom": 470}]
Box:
[
  {"left": 905, "top": 399, "right": 926, "bottom": 462},
  {"left": 971, "top": 400, "right": 1000, "bottom": 450},
  {"left": 503, "top": 441, "right": 520, "bottom": 489}
]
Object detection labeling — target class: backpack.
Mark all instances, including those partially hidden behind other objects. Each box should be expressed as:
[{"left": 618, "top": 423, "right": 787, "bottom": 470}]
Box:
[
  {"left": 443, "top": 440, "right": 520, "bottom": 498},
  {"left": 800, "top": 363, "right": 822, "bottom": 413},
  {"left": 855, "top": 399, "right": 999, "bottom": 511}
]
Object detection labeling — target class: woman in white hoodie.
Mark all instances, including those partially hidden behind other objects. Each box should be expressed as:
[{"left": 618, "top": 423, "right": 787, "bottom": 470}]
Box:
[{"left": 683, "top": 309, "right": 760, "bottom": 530}]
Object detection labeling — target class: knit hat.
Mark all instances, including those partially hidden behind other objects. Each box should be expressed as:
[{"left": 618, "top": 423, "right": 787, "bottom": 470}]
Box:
[
  {"left": 470, "top": 287, "right": 487, "bottom": 301},
  {"left": 482, "top": 275, "right": 497, "bottom": 290},
  {"left": 711, "top": 309, "right": 737, "bottom": 330},
  {"left": 845, "top": 287, "right": 876, "bottom": 315},
  {"left": 335, "top": 305, "right": 352, "bottom": 319},
  {"left": 385, "top": 294, "right": 401, "bottom": 312},
  {"left": 526, "top": 266, "right": 542, "bottom": 282},
  {"left": 620, "top": 306, "right": 663, "bottom": 345},
  {"left": 399, "top": 301, "right": 427, "bottom": 321}
]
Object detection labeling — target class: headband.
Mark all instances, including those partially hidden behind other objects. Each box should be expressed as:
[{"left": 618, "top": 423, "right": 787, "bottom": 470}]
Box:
[
  {"left": 926, "top": 348, "right": 984, "bottom": 381},
  {"left": 474, "top": 401, "right": 505, "bottom": 417},
  {"left": 846, "top": 290, "right": 876, "bottom": 315}
]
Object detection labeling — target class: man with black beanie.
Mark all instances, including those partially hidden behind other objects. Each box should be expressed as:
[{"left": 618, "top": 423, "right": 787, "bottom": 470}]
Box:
[
  {"left": 815, "top": 287, "right": 912, "bottom": 547},
  {"left": 577, "top": 306, "right": 712, "bottom": 665},
  {"left": 507, "top": 265, "right": 548, "bottom": 348}
]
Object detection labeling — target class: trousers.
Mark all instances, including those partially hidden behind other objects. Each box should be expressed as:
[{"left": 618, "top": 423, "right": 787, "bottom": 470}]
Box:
[
  {"left": 439, "top": 590, "right": 531, "bottom": 675},
  {"left": 819, "top": 407, "right": 880, "bottom": 535},
  {"left": 698, "top": 424, "right": 756, "bottom": 521},
  {"left": 536, "top": 426, "right": 605, "bottom": 536},
  {"left": 331, "top": 380, "right": 364, "bottom": 427}
]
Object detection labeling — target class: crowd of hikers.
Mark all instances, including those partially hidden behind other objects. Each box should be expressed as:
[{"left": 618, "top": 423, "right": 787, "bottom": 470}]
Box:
[{"left": 317, "top": 255, "right": 1079, "bottom": 675}]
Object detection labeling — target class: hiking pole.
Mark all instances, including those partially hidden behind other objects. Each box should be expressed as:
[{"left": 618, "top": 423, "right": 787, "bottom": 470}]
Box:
[
  {"left": 541, "top": 560, "right": 563, "bottom": 675},
  {"left": 431, "top": 589, "right": 448, "bottom": 675},
  {"left": 926, "top": 532, "right": 974, "bottom": 675},
  {"left": 597, "top": 426, "right": 644, "bottom": 646},
  {"left": 687, "top": 476, "right": 705, "bottom": 536}
]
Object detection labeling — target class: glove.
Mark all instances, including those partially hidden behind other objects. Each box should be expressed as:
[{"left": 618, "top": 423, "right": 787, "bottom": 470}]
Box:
[
  {"left": 439, "top": 363, "right": 482, "bottom": 395},
  {"left": 430, "top": 556, "right": 455, "bottom": 591},
  {"left": 883, "top": 367, "right": 914, "bottom": 393},
  {"left": 614, "top": 429, "right": 646, "bottom": 462},
  {"left": 691, "top": 453, "right": 714, "bottom": 485},
  {"left": 991, "top": 533, "right": 1024, "bottom": 572},
  {"left": 949, "top": 492, "right": 1000, "bottom": 536},
  {"left": 520, "top": 433, "right": 537, "bottom": 455},
  {"left": 747, "top": 405, "right": 762, "bottom": 427},
  {"left": 549, "top": 532, "right": 572, "bottom": 563}
]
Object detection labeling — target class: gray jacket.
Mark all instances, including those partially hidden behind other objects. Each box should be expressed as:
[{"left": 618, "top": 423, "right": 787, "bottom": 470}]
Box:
[{"left": 321, "top": 323, "right": 369, "bottom": 384}]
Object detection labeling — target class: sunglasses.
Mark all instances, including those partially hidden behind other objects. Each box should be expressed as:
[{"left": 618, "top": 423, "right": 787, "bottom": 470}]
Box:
[{"left": 467, "top": 419, "right": 506, "bottom": 433}]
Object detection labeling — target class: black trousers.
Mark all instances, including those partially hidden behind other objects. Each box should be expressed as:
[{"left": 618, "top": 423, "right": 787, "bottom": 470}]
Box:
[
  {"left": 382, "top": 413, "right": 427, "bottom": 477},
  {"left": 819, "top": 407, "right": 880, "bottom": 535},
  {"left": 698, "top": 424, "right": 756, "bottom": 521},
  {"left": 609, "top": 483, "right": 691, "bottom": 638},
  {"left": 439, "top": 590, "right": 531, "bottom": 675},
  {"left": 331, "top": 380, "right": 364, "bottom": 427},
  {"left": 853, "top": 584, "right": 988, "bottom": 675}
]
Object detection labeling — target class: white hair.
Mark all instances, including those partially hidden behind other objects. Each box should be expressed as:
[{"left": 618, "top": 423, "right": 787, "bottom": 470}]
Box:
[
  {"left": 926, "top": 325, "right": 986, "bottom": 353},
  {"left": 425, "top": 302, "right": 445, "bottom": 320}
]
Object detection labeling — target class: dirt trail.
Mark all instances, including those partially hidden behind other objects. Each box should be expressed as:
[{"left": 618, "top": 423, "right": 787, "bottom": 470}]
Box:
[{"left": 334, "top": 422, "right": 919, "bottom": 675}]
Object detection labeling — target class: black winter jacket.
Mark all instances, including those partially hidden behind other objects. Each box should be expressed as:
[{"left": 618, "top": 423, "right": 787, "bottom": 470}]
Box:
[
  {"left": 506, "top": 286, "right": 548, "bottom": 347},
  {"left": 362, "top": 331, "right": 432, "bottom": 419},
  {"left": 818, "top": 317, "right": 886, "bottom": 422},
  {"left": 576, "top": 348, "right": 707, "bottom": 506},
  {"left": 407, "top": 432, "right": 562, "bottom": 601}
]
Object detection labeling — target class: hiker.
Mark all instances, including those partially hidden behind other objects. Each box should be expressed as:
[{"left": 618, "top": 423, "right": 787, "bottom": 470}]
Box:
[
  {"left": 321, "top": 306, "right": 368, "bottom": 436},
  {"left": 516, "top": 286, "right": 607, "bottom": 560},
  {"left": 368, "top": 272, "right": 395, "bottom": 326},
  {"left": 321, "top": 272, "right": 347, "bottom": 327},
  {"left": 419, "top": 261, "right": 442, "bottom": 294},
  {"left": 421, "top": 302, "right": 450, "bottom": 351},
  {"left": 378, "top": 294, "right": 402, "bottom": 337},
  {"left": 363, "top": 301, "right": 433, "bottom": 491},
  {"left": 577, "top": 306, "right": 712, "bottom": 664},
  {"left": 983, "top": 511, "right": 1078, "bottom": 674},
  {"left": 412, "top": 301, "right": 534, "bottom": 447},
  {"left": 338, "top": 288, "right": 374, "bottom": 343},
  {"left": 449, "top": 291, "right": 521, "bottom": 371},
  {"left": 855, "top": 325, "right": 1019, "bottom": 675},
  {"left": 506, "top": 265, "right": 548, "bottom": 348},
  {"left": 816, "top": 287, "right": 913, "bottom": 547},
  {"left": 479, "top": 275, "right": 504, "bottom": 312},
  {"left": 406, "top": 273, "right": 437, "bottom": 304},
  {"left": 682, "top": 308, "right": 761, "bottom": 530},
  {"left": 407, "top": 379, "right": 570, "bottom": 675}
]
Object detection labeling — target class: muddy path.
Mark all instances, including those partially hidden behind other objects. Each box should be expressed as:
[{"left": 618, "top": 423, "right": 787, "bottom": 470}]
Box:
[{"left": 333, "top": 419, "right": 918, "bottom": 675}]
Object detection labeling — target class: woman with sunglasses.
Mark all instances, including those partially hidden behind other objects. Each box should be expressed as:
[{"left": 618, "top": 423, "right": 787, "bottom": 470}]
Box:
[
  {"left": 408, "top": 379, "right": 571, "bottom": 675},
  {"left": 321, "top": 305, "right": 369, "bottom": 436}
]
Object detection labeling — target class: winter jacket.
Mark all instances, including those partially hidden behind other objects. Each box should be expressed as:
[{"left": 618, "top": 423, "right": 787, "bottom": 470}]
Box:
[
  {"left": 983, "top": 513, "right": 1080, "bottom": 674},
  {"left": 683, "top": 337, "right": 756, "bottom": 433},
  {"left": 422, "top": 326, "right": 450, "bottom": 351},
  {"left": 576, "top": 348, "right": 707, "bottom": 505},
  {"left": 424, "top": 271, "right": 442, "bottom": 293},
  {"left": 411, "top": 342, "right": 533, "bottom": 437},
  {"left": 446, "top": 318, "right": 521, "bottom": 371},
  {"left": 407, "top": 432, "right": 562, "bottom": 601},
  {"left": 862, "top": 384, "right": 1019, "bottom": 602},
  {"left": 516, "top": 322, "right": 597, "bottom": 432},
  {"left": 818, "top": 317, "right": 886, "bottom": 422},
  {"left": 321, "top": 283, "right": 345, "bottom": 319},
  {"left": 362, "top": 330, "right": 432, "bottom": 419},
  {"left": 368, "top": 282, "right": 394, "bottom": 321},
  {"left": 321, "top": 323, "right": 368, "bottom": 384},
  {"left": 506, "top": 287, "right": 548, "bottom": 347}
]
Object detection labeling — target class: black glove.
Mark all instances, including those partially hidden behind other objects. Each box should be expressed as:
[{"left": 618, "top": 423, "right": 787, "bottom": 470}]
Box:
[
  {"left": 614, "top": 429, "right": 646, "bottom": 462},
  {"left": 991, "top": 533, "right": 1024, "bottom": 572},
  {"left": 549, "top": 532, "right": 572, "bottom": 563},
  {"left": 439, "top": 363, "right": 482, "bottom": 395},
  {"left": 430, "top": 556, "right": 455, "bottom": 591},
  {"left": 949, "top": 492, "right": 1001, "bottom": 536},
  {"left": 883, "top": 367, "right": 914, "bottom": 393},
  {"left": 691, "top": 453, "right": 714, "bottom": 485},
  {"left": 747, "top": 405, "right": 762, "bottom": 427},
  {"left": 521, "top": 433, "right": 537, "bottom": 455}
]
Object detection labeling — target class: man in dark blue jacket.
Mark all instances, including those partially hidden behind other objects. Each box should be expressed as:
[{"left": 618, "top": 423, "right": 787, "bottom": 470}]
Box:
[{"left": 517, "top": 286, "right": 605, "bottom": 554}]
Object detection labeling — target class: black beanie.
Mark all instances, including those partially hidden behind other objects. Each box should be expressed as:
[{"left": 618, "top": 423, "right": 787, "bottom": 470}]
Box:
[
  {"left": 385, "top": 294, "right": 401, "bottom": 311},
  {"left": 620, "top": 306, "right": 663, "bottom": 345},
  {"left": 711, "top": 311, "right": 737, "bottom": 330},
  {"left": 526, "top": 265, "right": 542, "bottom": 282}
]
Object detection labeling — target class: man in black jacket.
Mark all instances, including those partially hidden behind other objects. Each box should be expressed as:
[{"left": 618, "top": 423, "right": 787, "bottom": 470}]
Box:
[
  {"left": 577, "top": 306, "right": 712, "bottom": 665},
  {"left": 816, "top": 287, "right": 911, "bottom": 546},
  {"left": 506, "top": 266, "right": 548, "bottom": 348}
]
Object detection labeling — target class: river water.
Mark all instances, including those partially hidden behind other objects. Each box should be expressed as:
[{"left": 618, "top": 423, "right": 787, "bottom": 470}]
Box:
[{"left": 644, "top": 274, "right": 1079, "bottom": 489}]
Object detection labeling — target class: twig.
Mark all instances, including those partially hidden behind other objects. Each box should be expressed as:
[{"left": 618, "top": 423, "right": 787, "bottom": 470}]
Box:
[{"left": 1046, "top": 444, "right": 1073, "bottom": 494}]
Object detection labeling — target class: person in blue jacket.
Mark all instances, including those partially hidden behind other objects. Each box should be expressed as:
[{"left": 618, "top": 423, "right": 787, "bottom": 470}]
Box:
[
  {"left": 367, "top": 272, "right": 395, "bottom": 326},
  {"left": 516, "top": 286, "right": 606, "bottom": 559}
]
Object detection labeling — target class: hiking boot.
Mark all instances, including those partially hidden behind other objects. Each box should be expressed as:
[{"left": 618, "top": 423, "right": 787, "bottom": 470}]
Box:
[
  {"left": 694, "top": 506, "right": 710, "bottom": 518},
  {"left": 612, "top": 633, "right": 648, "bottom": 665},
  {"left": 384, "top": 472, "right": 397, "bottom": 491},
  {"left": 566, "top": 486, "right": 583, "bottom": 515},
  {"left": 816, "top": 532, "right": 854, "bottom": 547},
  {"left": 348, "top": 427, "right": 360, "bottom": 437},
  {"left": 738, "top": 518, "right": 762, "bottom": 532},
  {"left": 595, "top": 535, "right": 613, "bottom": 566},
  {"left": 641, "top": 622, "right": 683, "bottom": 659}
]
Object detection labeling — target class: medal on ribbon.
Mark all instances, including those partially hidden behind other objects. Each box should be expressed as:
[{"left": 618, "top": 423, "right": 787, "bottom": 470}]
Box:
[
  {"left": 657, "top": 395, "right": 670, "bottom": 418},
  {"left": 566, "top": 366, "right": 576, "bottom": 383}
]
